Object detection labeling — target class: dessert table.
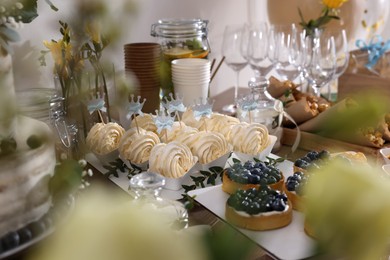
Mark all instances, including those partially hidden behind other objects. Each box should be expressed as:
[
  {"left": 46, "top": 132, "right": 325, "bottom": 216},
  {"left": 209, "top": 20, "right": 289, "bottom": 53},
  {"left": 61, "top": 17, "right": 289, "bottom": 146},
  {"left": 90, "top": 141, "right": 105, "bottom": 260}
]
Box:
[{"left": 85, "top": 150, "right": 315, "bottom": 260}]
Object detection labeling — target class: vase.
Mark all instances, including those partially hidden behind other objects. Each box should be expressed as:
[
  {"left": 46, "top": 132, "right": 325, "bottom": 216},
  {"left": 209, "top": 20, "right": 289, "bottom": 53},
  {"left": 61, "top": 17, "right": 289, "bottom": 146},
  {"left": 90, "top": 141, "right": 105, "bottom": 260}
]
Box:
[{"left": 0, "top": 52, "right": 16, "bottom": 138}]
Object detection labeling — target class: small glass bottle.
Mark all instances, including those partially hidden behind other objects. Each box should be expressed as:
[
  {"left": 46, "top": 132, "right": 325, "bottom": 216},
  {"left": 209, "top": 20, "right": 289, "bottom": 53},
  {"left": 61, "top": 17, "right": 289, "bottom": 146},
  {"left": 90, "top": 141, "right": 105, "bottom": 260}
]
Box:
[
  {"left": 237, "top": 76, "right": 284, "bottom": 151},
  {"left": 129, "top": 172, "right": 189, "bottom": 229},
  {"left": 49, "top": 96, "right": 80, "bottom": 159}
]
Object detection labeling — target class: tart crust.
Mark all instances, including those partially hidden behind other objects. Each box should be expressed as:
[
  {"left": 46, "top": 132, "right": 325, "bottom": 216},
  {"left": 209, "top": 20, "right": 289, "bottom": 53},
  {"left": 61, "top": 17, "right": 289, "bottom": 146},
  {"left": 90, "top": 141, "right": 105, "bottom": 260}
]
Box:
[
  {"left": 225, "top": 200, "right": 293, "bottom": 231},
  {"left": 284, "top": 188, "right": 304, "bottom": 211},
  {"left": 222, "top": 170, "right": 284, "bottom": 194}
]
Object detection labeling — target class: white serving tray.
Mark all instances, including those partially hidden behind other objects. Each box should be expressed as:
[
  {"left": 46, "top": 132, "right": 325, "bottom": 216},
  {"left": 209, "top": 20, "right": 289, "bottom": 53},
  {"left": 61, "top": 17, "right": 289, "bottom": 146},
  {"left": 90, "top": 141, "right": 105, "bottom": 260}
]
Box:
[{"left": 188, "top": 158, "right": 316, "bottom": 260}]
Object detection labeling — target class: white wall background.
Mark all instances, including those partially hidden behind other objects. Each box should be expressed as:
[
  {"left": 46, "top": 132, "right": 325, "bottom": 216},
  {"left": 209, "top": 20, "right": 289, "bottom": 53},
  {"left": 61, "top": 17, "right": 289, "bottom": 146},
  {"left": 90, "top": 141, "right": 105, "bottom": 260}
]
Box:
[{"left": 15, "top": 0, "right": 390, "bottom": 99}]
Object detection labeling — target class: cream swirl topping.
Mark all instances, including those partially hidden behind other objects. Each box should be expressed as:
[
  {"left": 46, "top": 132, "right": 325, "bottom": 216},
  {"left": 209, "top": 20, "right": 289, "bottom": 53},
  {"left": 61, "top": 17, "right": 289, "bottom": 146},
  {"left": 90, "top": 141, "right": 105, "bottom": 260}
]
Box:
[
  {"left": 86, "top": 122, "right": 125, "bottom": 155},
  {"left": 149, "top": 141, "right": 196, "bottom": 178},
  {"left": 191, "top": 131, "right": 230, "bottom": 164},
  {"left": 230, "top": 122, "right": 270, "bottom": 155},
  {"left": 130, "top": 114, "right": 157, "bottom": 133},
  {"left": 158, "top": 121, "right": 190, "bottom": 143},
  {"left": 119, "top": 127, "right": 160, "bottom": 164}
]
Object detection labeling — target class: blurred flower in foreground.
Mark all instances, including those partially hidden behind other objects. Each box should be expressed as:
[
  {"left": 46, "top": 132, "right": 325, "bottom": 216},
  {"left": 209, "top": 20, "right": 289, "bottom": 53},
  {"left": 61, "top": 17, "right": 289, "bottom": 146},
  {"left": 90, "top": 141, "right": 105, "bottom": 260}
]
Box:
[
  {"left": 299, "top": 0, "right": 348, "bottom": 36},
  {"left": 29, "top": 186, "right": 207, "bottom": 260},
  {"left": 304, "top": 162, "right": 390, "bottom": 260}
]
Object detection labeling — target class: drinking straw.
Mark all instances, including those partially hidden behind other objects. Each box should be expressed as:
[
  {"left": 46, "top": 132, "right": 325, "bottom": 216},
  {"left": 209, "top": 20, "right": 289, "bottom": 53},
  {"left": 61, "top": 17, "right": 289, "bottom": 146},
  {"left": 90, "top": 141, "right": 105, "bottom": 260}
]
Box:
[
  {"left": 210, "top": 58, "right": 216, "bottom": 72},
  {"left": 210, "top": 56, "right": 225, "bottom": 83}
]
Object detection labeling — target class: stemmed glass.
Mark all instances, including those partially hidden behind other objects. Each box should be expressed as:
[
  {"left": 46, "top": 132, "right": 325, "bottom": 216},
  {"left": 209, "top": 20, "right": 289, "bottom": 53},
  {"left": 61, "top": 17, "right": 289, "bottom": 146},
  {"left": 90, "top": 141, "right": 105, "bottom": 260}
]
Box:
[
  {"left": 247, "top": 23, "right": 274, "bottom": 80},
  {"left": 270, "top": 23, "right": 301, "bottom": 82},
  {"left": 221, "top": 24, "right": 248, "bottom": 113},
  {"left": 303, "top": 30, "right": 337, "bottom": 97},
  {"left": 322, "top": 29, "right": 349, "bottom": 101}
]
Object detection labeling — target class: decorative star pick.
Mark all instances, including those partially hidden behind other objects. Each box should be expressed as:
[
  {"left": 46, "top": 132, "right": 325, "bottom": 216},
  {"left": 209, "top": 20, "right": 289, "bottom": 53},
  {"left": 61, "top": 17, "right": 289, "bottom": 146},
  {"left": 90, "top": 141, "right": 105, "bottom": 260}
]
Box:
[
  {"left": 126, "top": 95, "right": 146, "bottom": 120},
  {"left": 236, "top": 95, "right": 258, "bottom": 123},
  {"left": 86, "top": 94, "right": 107, "bottom": 123},
  {"left": 192, "top": 98, "right": 214, "bottom": 121}
]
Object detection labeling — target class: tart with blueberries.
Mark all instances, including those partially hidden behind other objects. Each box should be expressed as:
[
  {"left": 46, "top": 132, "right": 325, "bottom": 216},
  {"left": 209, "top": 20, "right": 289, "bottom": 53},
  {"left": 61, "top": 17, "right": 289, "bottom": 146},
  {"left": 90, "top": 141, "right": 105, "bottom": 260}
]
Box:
[
  {"left": 225, "top": 187, "right": 292, "bottom": 231},
  {"left": 284, "top": 171, "right": 310, "bottom": 211},
  {"left": 293, "top": 150, "right": 330, "bottom": 173},
  {"left": 222, "top": 160, "right": 284, "bottom": 194}
]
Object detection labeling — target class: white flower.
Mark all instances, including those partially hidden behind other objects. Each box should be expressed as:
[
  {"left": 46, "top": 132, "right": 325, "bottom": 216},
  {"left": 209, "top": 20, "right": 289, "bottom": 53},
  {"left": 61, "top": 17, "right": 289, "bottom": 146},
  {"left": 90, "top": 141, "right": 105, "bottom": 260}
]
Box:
[
  {"left": 78, "top": 159, "right": 87, "bottom": 167},
  {"left": 60, "top": 153, "right": 68, "bottom": 161},
  {"left": 87, "top": 169, "right": 93, "bottom": 177},
  {"left": 15, "top": 2, "right": 23, "bottom": 9}
]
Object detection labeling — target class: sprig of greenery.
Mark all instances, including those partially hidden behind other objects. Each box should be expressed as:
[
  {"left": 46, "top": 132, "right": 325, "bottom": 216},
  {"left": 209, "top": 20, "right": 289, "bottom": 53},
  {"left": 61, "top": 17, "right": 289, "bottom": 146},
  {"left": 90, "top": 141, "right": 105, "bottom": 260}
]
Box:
[
  {"left": 102, "top": 158, "right": 143, "bottom": 179},
  {"left": 298, "top": 6, "right": 340, "bottom": 37},
  {"left": 181, "top": 193, "right": 197, "bottom": 211},
  {"left": 181, "top": 166, "right": 224, "bottom": 210}
]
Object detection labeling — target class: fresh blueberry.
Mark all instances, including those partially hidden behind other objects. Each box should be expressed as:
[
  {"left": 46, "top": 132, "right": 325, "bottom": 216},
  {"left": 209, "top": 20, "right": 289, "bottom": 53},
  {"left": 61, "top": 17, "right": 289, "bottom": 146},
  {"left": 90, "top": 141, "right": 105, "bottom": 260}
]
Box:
[
  {"left": 254, "top": 162, "right": 267, "bottom": 170},
  {"left": 241, "top": 169, "right": 251, "bottom": 176},
  {"left": 306, "top": 151, "right": 319, "bottom": 161},
  {"left": 301, "top": 156, "right": 312, "bottom": 163},
  {"left": 250, "top": 168, "right": 262, "bottom": 176},
  {"left": 318, "top": 150, "right": 330, "bottom": 159},
  {"left": 244, "top": 161, "right": 255, "bottom": 169},
  {"left": 248, "top": 174, "right": 261, "bottom": 184},
  {"left": 27, "top": 221, "right": 46, "bottom": 237},
  {"left": 271, "top": 199, "right": 286, "bottom": 211},
  {"left": 286, "top": 180, "right": 298, "bottom": 191},
  {"left": 267, "top": 176, "right": 277, "bottom": 184},
  {"left": 276, "top": 193, "right": 288, "bottom": 202},
  {"left": 18, "top": 228, "right": 33, "bottom": 244},
  {"left": 2, "top": 231, "right": 20, "bottom": 250},
  {"left": 294, "top": 159, "right": 308, "bottom": 168}
]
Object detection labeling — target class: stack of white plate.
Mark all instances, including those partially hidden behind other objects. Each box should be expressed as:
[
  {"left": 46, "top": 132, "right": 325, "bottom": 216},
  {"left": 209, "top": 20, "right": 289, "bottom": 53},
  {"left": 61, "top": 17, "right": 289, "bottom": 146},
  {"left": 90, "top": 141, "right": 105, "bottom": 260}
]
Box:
[
  {"left": 171, "top": 58, "right": 210, "bottom": 106},
  {"left": 16, "top": 88, "right": 58, "bottom": 125}
]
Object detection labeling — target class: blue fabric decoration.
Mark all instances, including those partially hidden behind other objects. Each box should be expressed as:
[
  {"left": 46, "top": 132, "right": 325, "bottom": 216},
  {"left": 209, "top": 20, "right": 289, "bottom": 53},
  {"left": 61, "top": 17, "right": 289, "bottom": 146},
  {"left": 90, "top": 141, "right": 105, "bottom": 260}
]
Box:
[
  {"left": 87, "top": 98, "right": 106, "bottom": 115},
  {"left": 356, "top": 35, "right": 390, "bottom": 70}
]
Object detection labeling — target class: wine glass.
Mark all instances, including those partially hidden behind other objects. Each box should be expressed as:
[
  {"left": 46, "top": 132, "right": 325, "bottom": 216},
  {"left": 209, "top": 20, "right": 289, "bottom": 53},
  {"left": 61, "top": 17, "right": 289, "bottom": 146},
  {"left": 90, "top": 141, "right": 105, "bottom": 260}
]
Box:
[
  {"left": 247, "top": 23, "right": 274, "bottom": 79},
  {"left": 221, "top": 24, "right": 248, "bottom": 113},
  {"left": 322, "top": 29, "right": 349, "bottom": 101},
  {"left": 271, "top": 23, "right": 301, "bottom": 81},
  {"left": 304, "top": 30, "right": 337, "bottom": 97}
]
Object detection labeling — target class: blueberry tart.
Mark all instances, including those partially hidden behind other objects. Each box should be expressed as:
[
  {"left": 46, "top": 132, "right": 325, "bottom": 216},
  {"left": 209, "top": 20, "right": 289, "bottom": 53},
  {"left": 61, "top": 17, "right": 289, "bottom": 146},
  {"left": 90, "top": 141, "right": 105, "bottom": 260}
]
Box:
[
  {"left": 222, "top": 161, "right": 284, "bottom": 194},
  {"left": 284, "top": 171, "right": 310, "bottom": 211},
  {"left": 293, "top": 150, "right": 330, "bottom": 173},
  {"left": 225, "top": 187, "right": 292, "bottom": 230}
]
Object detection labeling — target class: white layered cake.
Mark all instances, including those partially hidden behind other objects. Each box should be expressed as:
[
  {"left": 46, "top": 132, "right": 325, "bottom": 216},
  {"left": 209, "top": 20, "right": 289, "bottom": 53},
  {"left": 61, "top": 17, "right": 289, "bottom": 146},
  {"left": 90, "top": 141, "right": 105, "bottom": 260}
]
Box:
[{"left": 0, "top": 116, "right": 56, "bottom": 238}]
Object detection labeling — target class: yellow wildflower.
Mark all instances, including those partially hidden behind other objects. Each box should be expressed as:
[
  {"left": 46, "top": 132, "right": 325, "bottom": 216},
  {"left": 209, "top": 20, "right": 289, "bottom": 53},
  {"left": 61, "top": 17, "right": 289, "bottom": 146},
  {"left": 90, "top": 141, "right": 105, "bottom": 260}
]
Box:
[
  {"left": 85, "top": 21, "right": 101, "bottom": 44},
  {"left": 322, "top": 0, "right": 348, "bottom": 9},
  {"left": 43, "top": 39, "right": 72, "bottom": 67}
]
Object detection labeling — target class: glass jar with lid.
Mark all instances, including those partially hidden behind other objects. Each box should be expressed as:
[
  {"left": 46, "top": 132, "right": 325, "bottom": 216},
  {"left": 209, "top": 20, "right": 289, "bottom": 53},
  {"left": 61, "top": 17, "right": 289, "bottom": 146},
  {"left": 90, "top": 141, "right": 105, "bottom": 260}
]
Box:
[
  {"left": 151, "top": 19, "right": 210, "bottom": 100},
  {"left": 129, "top": 172, "right": 189, "bottom": 229},
  {"left": 236, "top": 76, "right": 284, "bottom": 151}
]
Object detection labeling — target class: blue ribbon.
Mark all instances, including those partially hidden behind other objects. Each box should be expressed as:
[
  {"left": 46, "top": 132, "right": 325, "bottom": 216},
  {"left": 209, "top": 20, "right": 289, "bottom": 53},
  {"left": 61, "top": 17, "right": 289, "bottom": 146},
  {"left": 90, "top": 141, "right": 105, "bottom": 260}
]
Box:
[
  {"left": 154, "top": 117, "right": 174, "bottom": 134},
  {"left": 193, "top": 108, "right": 212, "bottom": 121},
  {"left": 87, "top": 98, "right": 106, "bottom": 114},
  {"left": 126, "top": 104, "right": 144, "bottom": 120},
  {"left": 356, "top": 35, "right": 390, "bottom": 70}
]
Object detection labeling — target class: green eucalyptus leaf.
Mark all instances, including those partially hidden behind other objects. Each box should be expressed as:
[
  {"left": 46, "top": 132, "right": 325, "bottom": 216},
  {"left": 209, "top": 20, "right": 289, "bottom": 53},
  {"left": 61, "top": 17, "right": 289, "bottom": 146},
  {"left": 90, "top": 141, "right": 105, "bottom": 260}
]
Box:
[
  {"left": 232, "top": 158, "right": 241, "bottom": 164},
  {"left": 19, "top": 0, "right": 39, "bottom": 23}
]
